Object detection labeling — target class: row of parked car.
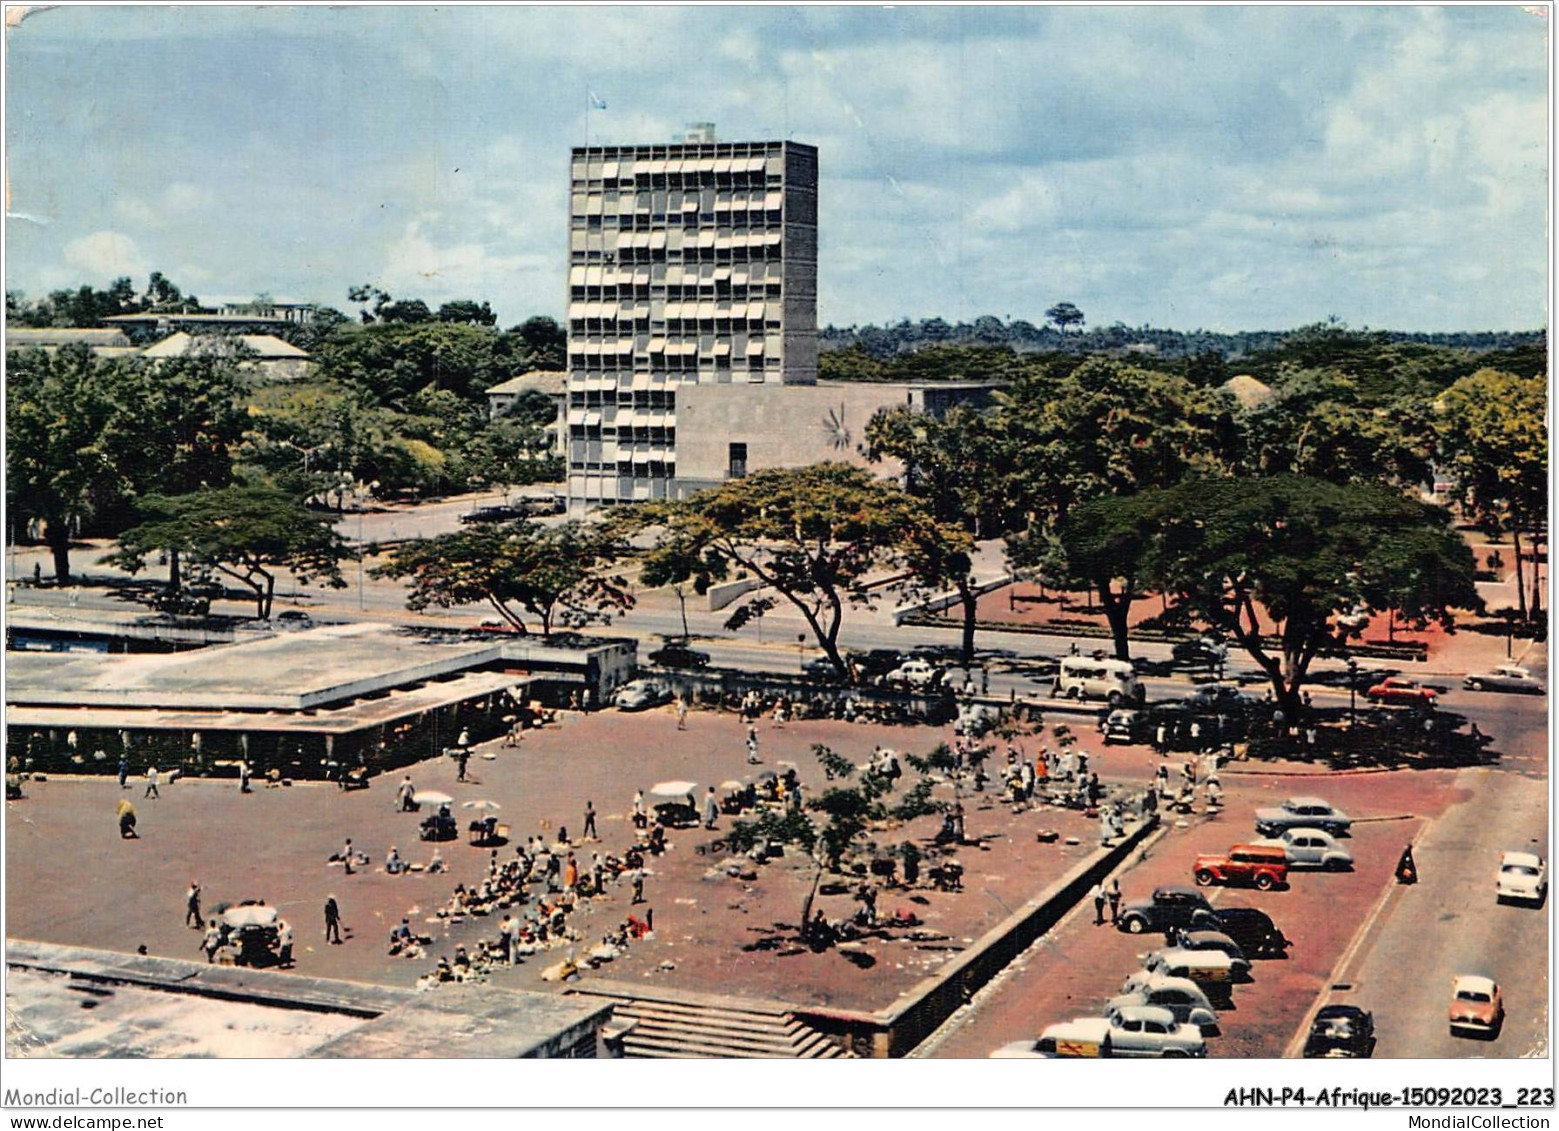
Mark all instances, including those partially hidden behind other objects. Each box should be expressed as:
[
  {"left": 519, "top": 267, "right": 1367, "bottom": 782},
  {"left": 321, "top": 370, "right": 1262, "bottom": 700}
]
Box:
[
  {"left": 994, "top": 883, "right": 1292, "bottom": 1058},
  {"left": 994, "top": 796, "right": 1375, "bottom": 1059}
]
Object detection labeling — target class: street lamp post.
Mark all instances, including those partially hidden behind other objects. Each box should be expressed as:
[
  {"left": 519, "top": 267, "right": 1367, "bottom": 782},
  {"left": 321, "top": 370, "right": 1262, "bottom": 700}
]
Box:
[
  {"left": 1347, "top": 658, "right": 1358, "bottom": 728},
  {"left": 798, "top": 634, "right": 806, "bottom": 673}
]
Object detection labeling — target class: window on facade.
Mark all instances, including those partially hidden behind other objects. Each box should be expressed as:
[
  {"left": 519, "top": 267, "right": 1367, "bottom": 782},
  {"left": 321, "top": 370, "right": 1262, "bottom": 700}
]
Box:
[{"left": 728, "top": 442, "right": 748, "bottom": 479}]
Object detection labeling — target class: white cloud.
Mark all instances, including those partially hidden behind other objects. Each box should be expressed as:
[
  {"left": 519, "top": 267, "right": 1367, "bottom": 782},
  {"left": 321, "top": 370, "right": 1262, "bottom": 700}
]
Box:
[{"left": 62, "top": 230, "right": 147, "bottom": 279}]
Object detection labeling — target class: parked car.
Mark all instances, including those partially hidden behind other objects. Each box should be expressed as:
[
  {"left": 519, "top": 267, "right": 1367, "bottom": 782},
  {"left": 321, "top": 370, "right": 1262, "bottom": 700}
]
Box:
[
  {"left": 273, "top": 609, "right": 313, "bottom": 629},
  {"left": 1115, "top": 886, "right": 1218, "bottom": 936},
  {"left": 990, "top": 1017, "right": 1113, "bottom": 1059},
  {"left": 1182, "top": 684, "right": 1257, "bottom": 716},
  {"left": 647, "top": 642, "right": 710, "bottom": 669},
  {"left": 1496, "top": 851, "right": 1548, "bottom": 906},
  {"left": 1253, "top": 828, "right": 1354, "bottom": 871},
  {"left": 1302, "top": 1005, "right": 1375, "bottom": 1058},
  {"left": 802, "top": 656, "right": 847, "bottom": 682},
  {"left": 1172, "top": 929, "right": 1249, "bottom": 968},
  {"left": 1132, "top": 946, "right": 1246, "bottom": 985},
  {"left": 1193, "top": 843, "right": 1289, "bottom": 890},
  {"left": 1207, "top": 906, "right": 1290, "bottom": 958},
  {"left": 1101, "top": 708, "right": 1150, "bottom": 745},
  {"left": 515, "top": 495, "right": 565, "bottom": 516},
  {"left": 459, "top": 504, "right": 526, "bottom": 524},
  {"left": 1254, "top": 796, "right": 1352, "bottom": 837},
  {"left": 1448, "top": 975, "right": 1504, "bottom": 1039},
  {"left": 1365, "top": 676, "right": 1438, "bottom": 705},
  {"left": 1106, "top": 977, "right": 1220, "bottom": 1031},
  {"left": 1103, "top": 1005, "right": 1207, "bottom": 1057},
  {"left": 614, "top": 679, "right": 672, "bottom": 712},
  {"left": 883, "top": 659, "right": 943, "bottom": 688},
  {"left": 1464, "top": 665, "right": 1545, "bottom": 695},
  {"left": 849, "top": 649, "right": 908, "bottom": 683},
  {"left": 1171, "top": 637, "right": 1227, "bottom": 666}
]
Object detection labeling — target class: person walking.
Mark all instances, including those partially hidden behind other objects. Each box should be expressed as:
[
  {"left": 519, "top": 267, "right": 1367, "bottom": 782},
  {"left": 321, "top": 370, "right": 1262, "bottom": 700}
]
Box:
[
  {"left": 144, "top": 765, "right": 160, "bottom": 799},
  {"left": 591, "top": 853, "right": 606, "bottom": 896},
  {"left": 117, "top": 798, "right": 138, "bottom": 838},
  {"left": 1091, "top": 882, "right": 1107, "bottom": 925},
  {"left": 455, "top": 746, "right": 470, "bottom": 783},
  {"left": 746, "top": 726, "right": 761, "bottom": 765},
  {"left": 185, "top": 881, "right": 202, "bottom": 929},
  {"left": 1107, "top": 878, "right": 1122, "bottom": 924},
  {"left": 117, "top": 755, "right": 130, "bottom": 789},
  {"left": 702, "top": 786, "right": 719, "bottom": 830},
  {"left": 239, "top": 760, "right": 252, "bottom": 793},
  {"left": 563, "top": 852, "right": 579, "bottom": 893},
  {"left": 631, "top": 868, "right": 646, "bottom": 905},
  {"left": 276, "top": 918, "right": 294, "bottom": 967},
  {"left": 675, "top": 698, "right": 688, "bottom": 731},
  {"left": 201, "top": 920, "right": 223, "bottom": 963},
  {"left": 632, "top": 789, "right": 647, "bottom": 829},
  {"left": 582, "top": 800, "right": 598, "bottom": 841},
  {"left": 324, "top": 896, "right": 343, "bottom": 944},
  {"left": 396, "top": 776, "right": 415, "bottom": 812},
  {"left": 342, "top": 837, "right": 356, "bottom": 876}
]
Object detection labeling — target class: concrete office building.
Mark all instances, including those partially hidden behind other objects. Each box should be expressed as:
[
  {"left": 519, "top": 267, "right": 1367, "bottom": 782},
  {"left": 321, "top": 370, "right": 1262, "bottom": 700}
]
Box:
[{"left": 565, "top": 135, "right": 819, "bottom": 507}]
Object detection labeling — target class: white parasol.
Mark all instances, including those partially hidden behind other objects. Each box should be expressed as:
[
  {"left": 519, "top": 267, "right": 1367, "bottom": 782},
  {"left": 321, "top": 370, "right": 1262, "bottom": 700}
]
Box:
[
  {"left": 649, "top": 780, "right": 698, "bottom": 799},
  {"left": 417, "top": 790, "right": 455, "bottom": 806},
  {"left": 462, "top": 799, "right": 502, "bottom": 811}
]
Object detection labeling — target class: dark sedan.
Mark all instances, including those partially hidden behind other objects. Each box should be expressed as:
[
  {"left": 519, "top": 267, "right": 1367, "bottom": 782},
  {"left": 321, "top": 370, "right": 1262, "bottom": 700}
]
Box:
[
  {"left": 647, "top": 642, "right": 711, "bottom": 669},
  {"left": 1302, "top": 1005, "right": 1375, "bottom": 1058}
]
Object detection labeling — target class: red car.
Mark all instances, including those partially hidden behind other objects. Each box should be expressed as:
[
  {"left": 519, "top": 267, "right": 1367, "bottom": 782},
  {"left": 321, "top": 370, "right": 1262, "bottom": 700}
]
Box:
[
  {"left": 1448, "top": 975, "right": 1503, "bottom": 1039},
  {"left": 1365, "top": 676, "right": 1437, "bottom": 705},
  {"left": 1193, "top": 844, "right": 1288, "bottom": 891}
]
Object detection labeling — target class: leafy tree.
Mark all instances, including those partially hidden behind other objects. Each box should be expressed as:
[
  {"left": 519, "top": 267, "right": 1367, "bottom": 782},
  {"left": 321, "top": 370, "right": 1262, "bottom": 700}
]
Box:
[
  {"left": 1238, "top": 368, "right": 1431, "bottom": 487},
  {"left": 865, "top": 404, "right": 1018, "bottom": 664},
  {"left": 105, "top": 485, "right": 349, "bottom": 619},
  {"left": 1436, "top": 369, "right": 1548, "bottom": 619},
  {"left": 456, "top": 417, "right": 563, "bottom": 495},
  {"left": 511, "top": 315, "right": 567, "bottom": 369},
  {"left": 314, "top": 321, "right": 525, "bottom": 408},
  {"left": 625, "top": 464, "right": 967, "bottom": 682},
  {"left": 1045, "top": 302, "right": 1085, "bottom": 334},
  {"left": 1152, "top": 476, "right": 1480, "bottom": 716},
  {"left": 437, "top": 300, "right": 497, "bottom": 326},
  {"left": 1001, "top": 357, "right": 1233, "bottom": 528},
  {"left": 1051, "top": 492, "right": 1164, "bottom": 662},
  {"left": 6, "top": 346, "right": 125, "bottom": 580},
  {"left": 372, "top": 520, "right": 633, "bottom": 636}
]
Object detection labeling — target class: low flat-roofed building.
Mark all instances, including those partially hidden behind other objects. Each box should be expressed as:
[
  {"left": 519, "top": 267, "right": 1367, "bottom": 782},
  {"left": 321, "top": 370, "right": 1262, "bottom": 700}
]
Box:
[
  {"left": 670, "top": 378, "right": 1004, "bottom": 496},
  {"left": 5, "top": 326, "right": 141, "bottom": 358},
  {"left": 7, "top": 941, "right": 613, "bottom": 1059},
  {"left": 6, "top": 622, "right": 636, "bottom": 781}
]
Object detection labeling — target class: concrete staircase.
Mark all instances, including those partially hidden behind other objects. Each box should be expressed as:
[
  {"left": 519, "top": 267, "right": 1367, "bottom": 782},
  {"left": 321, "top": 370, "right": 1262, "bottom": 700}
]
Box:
[{"left": 576, "top": 983, "right": 849, "bottom": 1059}]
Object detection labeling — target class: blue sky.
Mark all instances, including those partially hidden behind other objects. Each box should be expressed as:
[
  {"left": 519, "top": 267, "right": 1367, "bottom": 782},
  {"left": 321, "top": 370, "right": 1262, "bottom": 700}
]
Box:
[{"left": 4, "top": 5, "right": 1548, "bottom": 331}]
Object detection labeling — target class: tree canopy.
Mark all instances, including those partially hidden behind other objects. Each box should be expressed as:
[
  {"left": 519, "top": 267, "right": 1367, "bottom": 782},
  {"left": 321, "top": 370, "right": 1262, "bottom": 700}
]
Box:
[
  {"left": 371, "top": 520, "right": 633, "bottom": 636},
  {"left": 106, "top": 484, "right": 349, "bottom": 619},
  {"left": 1151, "top": 476, "right": 1480, "bottom": 712},
  {"left": 1435, "top": 368, "right": 1548, "bottom": 618},
  {"left": 865, "top": 404, "right": 1017, "bottom": 663},
  {"left": 624, "top": 463, "right": 968, "bottom": 681}
]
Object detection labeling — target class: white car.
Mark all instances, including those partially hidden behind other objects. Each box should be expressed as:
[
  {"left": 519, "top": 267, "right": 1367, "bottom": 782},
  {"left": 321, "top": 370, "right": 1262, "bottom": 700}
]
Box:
[
  {"left": 1464, "top": 665, "right": 1546, "bottom": 695},
  {"left": 1254, "top": 796, "right": 1352, "bottom": 837},
  {"left": 884, "top": 659, "right": 942, "bottom": 688},
  {"left": 1107, "top": 976, "right": 1220, "bottom": 1030},
  {"left": 614, "top": 679, "right": 671, "bottom": 711},
  {"left": 1254, "top": 827, "right": 1354, "bottom": 870},
  {"left": 990, "top": 1017, "right": 1112, "bottom": 1059},
  {"left": 1104, "top": 1005, "right": 1208, "bottom": 1058},
  {"left": 1497, "top": 851, "right": 1547, "bottom": 906}
]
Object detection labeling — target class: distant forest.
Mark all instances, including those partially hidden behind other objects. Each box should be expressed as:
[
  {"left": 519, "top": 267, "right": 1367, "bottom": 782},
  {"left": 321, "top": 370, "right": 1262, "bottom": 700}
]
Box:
[
  {"left": 817, "top": 317, "right": 1546, "bottom": 391},
  {"left": 820, "top": 316, "right": 1543, "bottom": 361}
]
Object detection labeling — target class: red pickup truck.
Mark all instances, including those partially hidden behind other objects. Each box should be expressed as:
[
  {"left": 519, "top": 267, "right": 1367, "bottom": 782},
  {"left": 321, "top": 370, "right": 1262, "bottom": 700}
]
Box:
[{"left": 1193, "top": 844, "right": 1288, "bottom": 891}]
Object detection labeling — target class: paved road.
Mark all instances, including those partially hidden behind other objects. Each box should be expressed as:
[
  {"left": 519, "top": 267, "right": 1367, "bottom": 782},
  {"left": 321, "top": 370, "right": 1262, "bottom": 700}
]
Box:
[{"left": 1319, "top": 673, "right": 1549, "bottom": 1059}]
